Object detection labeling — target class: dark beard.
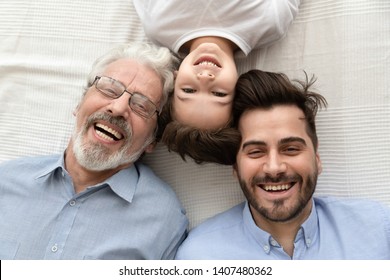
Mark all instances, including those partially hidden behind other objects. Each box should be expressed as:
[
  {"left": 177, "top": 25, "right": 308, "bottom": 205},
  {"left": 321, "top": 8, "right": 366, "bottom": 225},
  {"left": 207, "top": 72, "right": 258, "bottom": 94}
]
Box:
[{"left": 239, "top": 171, "right": 318, "bottom": 223}]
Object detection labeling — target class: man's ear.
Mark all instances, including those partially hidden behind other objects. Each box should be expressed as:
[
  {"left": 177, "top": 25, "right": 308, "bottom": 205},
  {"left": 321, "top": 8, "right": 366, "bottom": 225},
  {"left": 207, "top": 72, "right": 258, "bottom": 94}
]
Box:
[
  {"left": 73, "top": 103, "right": 80, "bottom": 116},
  {"left": 144, "top": 141, "right": 157, "bottom": 154},
  {"left": 315, "top": 142, "right": 322, "bottom": 174},
  {"left": 316, "top": 151, "right": 322, "bottom": 175},
  {"left": 232, "top": 163, "right": 238, "bottom": 179}
]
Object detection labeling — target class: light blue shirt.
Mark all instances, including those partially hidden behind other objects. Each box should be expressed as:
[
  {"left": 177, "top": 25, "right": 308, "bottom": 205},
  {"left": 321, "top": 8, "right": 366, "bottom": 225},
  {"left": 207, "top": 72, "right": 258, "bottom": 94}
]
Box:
[
  {"left": 0, "top": 154, "right": 188, "bottom": 259},
  {"left": 176, "top": 198, "right": 390, "bottom": 259}
]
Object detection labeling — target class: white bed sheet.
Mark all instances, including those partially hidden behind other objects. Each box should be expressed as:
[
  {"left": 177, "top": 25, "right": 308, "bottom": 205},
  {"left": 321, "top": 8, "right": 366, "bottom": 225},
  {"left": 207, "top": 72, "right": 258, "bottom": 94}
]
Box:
[{"left": 0, "top": 0, "right": 389, "bottom": 229}]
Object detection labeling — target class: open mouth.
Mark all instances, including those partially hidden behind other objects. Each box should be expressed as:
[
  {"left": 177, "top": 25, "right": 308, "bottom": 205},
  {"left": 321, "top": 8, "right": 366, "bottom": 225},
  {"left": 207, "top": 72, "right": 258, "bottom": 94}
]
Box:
[
  {"left": 260, "top": 183, "right": 295, "bottom": 192},
  {"left": 94, "top": 123, "right": 123, "bottom": 141},
  {"left": 194, "top": 56, "right": 221, "bottom": 67}
]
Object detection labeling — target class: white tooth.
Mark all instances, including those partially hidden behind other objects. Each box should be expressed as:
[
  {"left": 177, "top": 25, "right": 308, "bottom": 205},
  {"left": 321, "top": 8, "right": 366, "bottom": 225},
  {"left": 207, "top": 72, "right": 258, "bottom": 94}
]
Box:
[
  {"left": 96, "top": 129, "right": 114, "bottom": 141},
  {"left": 199, "top": 61, "right": 217, "bottom": 66},
  {"left": 264, "top": 184, "right": 290, "bottom": 191},
  {"left": 96, "top": 123, "right": 121, "bottom": 139}
]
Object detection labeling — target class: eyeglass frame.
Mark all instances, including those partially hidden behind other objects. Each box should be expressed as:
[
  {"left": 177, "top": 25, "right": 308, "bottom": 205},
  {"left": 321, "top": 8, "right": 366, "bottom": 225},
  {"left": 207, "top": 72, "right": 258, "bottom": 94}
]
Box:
[{"left": 93, "top": 76, "right": 160, "bottom": 119}]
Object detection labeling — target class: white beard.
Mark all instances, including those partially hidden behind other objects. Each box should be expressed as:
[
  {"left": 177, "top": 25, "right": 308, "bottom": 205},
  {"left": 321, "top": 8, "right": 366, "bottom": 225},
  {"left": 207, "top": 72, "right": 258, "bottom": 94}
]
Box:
[{"left": 71, "top": 112, "right": 154, "bottom": 171}]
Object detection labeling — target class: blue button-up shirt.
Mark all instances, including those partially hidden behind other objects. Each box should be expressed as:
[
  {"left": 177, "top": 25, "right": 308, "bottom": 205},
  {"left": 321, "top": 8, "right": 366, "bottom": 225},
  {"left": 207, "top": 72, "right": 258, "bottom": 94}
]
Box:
[
  {"left": 0, "top": 154, "right": 188, "bottom": 259},
  {"left": 176, "top": 198, "right": 390, "bottom": 259}
]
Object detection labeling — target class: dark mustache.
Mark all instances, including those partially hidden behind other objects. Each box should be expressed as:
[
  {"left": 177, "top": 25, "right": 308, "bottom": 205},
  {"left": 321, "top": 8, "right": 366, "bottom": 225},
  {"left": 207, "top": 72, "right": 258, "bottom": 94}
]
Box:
[{"left": 251, "top": 174, "right": 301, "bottom": 185}]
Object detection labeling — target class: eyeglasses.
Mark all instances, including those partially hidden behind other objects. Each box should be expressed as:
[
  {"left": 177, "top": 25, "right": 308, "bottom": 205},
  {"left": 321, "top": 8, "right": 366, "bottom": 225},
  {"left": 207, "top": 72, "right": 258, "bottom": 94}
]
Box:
[{"left": 93, "top": 76, "right": 159, "bottom": 119}]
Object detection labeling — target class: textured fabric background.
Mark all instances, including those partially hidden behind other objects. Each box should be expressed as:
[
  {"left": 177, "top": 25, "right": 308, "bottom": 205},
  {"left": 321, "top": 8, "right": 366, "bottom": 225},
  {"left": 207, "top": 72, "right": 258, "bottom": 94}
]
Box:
[{"left": 1, "top": 0, "right": 389, "bottom": 229}]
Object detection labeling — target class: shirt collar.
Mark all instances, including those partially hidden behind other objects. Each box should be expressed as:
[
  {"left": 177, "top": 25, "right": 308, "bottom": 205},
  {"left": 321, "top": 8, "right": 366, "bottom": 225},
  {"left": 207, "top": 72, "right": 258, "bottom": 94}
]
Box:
[
  {"left": 103, "top": 164, "right": 138, "bottom": 203},
  {"left": 243, "top": 199, "right": 319, "bottom": 254},
  {"left": 242, "top": 201, "right": 274, "bottom": 254},
  {"left": 35, "top": 153, "right": 65, "bottom": 179},
  {"left": 35, "top": 153, "right": 138, "bottom": 203}
]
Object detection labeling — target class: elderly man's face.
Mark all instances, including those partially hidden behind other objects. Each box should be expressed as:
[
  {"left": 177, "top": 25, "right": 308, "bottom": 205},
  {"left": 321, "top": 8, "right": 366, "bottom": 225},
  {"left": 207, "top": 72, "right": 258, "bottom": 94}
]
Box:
[{"left": 72, "top": 58, "right": 162, "bottom": 171}]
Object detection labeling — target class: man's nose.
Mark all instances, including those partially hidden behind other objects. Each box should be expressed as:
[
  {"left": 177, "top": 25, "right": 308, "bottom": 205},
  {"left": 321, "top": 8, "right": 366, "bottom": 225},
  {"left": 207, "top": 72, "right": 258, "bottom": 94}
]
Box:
[
  {"left": 106, "top": 93, "right": 131, "bottom": 119},
  {"left": 263, "top": 153, "right": 287, "bottom": 176}
]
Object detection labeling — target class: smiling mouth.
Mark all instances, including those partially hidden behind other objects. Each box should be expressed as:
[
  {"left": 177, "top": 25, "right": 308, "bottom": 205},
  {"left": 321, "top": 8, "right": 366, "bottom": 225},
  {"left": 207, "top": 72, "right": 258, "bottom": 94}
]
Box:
[
  {"left": 194, "top": 57, "right": 221, "bottom": 67},
  {"left": 94, "top": 123, "right": 123, "bottom": 141},
  {"left": 260, "top": 183, "right": 295, "bottom": 192}
]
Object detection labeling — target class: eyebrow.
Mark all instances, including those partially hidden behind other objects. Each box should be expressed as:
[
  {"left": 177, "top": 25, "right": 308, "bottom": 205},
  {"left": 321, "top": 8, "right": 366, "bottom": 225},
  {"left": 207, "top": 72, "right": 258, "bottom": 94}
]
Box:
[
  {"left": 242, "top": 140, "right": 266, "bottom": 150},
  {"left": 279, "top": 137, "right": 307, "bottom": 146},
  {"left": 242, "top": 137, "right": 307, "bottom": 150}
]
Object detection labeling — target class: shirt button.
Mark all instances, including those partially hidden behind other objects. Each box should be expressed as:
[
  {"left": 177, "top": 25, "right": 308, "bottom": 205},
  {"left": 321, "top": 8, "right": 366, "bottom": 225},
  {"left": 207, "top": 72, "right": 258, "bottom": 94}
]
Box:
[
  {"left": 51, "top": 244, "right": 58, "bottom": 252},
  {"left": 306, "top": 238, "right": 312, "bottom": 246},
  {"left": 270, "top": 240, "right": 278, "bottom": 246},
  {"left": 69, "top": 200, "right": 76, "bottom": 206},
  {"left": 263, "top": 245, "right": 270, "bottom": 253}
]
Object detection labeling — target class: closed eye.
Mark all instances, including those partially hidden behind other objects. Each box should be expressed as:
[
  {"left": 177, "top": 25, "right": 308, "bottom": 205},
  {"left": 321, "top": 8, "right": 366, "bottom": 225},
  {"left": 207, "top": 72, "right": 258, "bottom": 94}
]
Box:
[
  {"left": 132, "top": 102, "right": 147, "bottom": 110},
  {"left": 247, "top": 149, "right": 266, "bottom": 158},
  {"left": 102, "top": 88, "right": 119, "bottom": 97},
  {"left": 282, "top": 146, "right": 302, "bottom": 155}
]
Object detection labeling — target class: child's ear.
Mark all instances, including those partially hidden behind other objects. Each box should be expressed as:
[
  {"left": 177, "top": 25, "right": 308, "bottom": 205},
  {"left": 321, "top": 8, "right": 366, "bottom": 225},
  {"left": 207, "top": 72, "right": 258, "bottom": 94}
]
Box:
[{"left": 174, "top": 70, "right": 178, "bottom": 78}]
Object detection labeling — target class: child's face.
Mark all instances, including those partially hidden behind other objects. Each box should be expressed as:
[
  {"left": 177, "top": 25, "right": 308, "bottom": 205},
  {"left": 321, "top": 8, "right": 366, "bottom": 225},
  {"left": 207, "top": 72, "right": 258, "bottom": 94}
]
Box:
[{"left": 173, "top": 43, "right": 238, "bottom": 130}]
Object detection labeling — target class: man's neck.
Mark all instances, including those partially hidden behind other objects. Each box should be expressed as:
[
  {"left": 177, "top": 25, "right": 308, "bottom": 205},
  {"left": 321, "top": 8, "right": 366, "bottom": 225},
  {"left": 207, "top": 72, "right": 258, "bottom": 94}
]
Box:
[
  {"left": 64, "top": 146, "right": 129, "bottom": 194},
  {"left": 250, "top": 202, "right": 313, "bottom": 257}
]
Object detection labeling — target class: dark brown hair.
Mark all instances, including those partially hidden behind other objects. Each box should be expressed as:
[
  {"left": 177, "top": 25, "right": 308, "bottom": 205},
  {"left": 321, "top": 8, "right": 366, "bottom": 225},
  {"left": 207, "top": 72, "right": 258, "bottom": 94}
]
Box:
[
  {"left": 233, "top": 69, "right": 327, "bottom": 150},
  {"left": 158, "top": 92, "right": 241, "bottom": 165}
]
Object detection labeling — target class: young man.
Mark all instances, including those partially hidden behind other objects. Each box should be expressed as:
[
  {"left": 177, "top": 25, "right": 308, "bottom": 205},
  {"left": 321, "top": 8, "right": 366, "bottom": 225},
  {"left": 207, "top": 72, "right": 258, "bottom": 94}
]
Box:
[
  {"left": 0, "top": 42, "right": 188, "bottom": 260},
  {"left": 175, "top": 69, "right": 390, "bottom": 259}
]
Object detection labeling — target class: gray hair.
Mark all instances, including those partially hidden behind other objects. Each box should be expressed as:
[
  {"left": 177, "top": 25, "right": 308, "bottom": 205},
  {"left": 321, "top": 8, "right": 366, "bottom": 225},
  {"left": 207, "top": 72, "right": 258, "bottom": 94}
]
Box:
[{"left": 85, "top": 42, "right": 179, "bottom": 111}]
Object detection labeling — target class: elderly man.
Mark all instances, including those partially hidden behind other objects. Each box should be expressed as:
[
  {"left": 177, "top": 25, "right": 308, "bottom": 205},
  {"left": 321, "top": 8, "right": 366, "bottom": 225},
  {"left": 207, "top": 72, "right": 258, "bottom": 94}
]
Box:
[{"left": 0, "top": 42, "right": 188, "bottom": 260}]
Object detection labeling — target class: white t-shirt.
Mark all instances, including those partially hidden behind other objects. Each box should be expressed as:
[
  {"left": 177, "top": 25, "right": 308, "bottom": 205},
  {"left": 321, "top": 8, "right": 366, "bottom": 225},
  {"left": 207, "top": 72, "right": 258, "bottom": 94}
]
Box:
[{"left": 133, "top": 0, "right": 300, "bottom": 56}]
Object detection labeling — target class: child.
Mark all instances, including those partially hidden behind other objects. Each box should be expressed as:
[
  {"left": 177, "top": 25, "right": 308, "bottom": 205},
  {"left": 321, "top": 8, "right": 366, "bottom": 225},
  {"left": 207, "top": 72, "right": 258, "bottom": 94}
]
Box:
[{"left": 133, "top": 0, "right": 300, "bottom": 165}]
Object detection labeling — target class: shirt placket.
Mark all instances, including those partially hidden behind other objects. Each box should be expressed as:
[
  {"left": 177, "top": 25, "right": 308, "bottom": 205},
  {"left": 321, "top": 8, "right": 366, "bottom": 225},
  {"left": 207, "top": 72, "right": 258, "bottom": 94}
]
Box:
[{"left": 43, "top": 196, "right": 80, "bottom": 259}]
